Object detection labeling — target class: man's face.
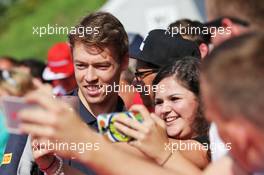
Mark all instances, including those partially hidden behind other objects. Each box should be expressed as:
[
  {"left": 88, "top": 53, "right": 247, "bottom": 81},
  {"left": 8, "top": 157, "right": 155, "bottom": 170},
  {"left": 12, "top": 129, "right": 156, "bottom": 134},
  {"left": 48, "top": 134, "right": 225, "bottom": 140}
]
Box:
[
  {"left": 73, "top": 42, "right": 125, "bottom": 104},
  {"left": 0, "top": 59, "right": 14, "bottom": 70},
  {"left": 201, "top": 76, "right": 264, "bottom": 172},
  {"left": 134, "top": 61, "right": 158, "bottom": 106}
]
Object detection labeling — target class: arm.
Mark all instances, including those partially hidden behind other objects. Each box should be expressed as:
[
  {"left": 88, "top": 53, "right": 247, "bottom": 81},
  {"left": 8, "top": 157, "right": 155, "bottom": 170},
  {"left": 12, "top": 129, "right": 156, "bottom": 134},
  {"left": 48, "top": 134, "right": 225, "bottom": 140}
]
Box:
[
  {"left": 114, "top": 105, "right": 207, "bottom": 172},
  {"left": 17, "top": 91, "right": 178, "bottom": 175},
  {"left": 172, "top": 139, "right": 209, "bottom": 169}
]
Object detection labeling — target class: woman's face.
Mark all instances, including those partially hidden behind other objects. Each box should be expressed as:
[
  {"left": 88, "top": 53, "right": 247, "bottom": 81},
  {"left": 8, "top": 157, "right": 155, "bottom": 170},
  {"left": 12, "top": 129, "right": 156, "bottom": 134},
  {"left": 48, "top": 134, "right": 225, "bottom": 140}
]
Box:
[{"left": 154, "top": 76, "right": 199, "bottom": 139}]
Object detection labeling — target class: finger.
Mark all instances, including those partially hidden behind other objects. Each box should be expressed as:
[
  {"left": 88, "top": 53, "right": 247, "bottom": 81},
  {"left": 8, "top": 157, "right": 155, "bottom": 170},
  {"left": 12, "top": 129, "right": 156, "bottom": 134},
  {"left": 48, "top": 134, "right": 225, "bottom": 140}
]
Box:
[
  {"left": 32, "top": 78, "right": 43, "bottom": 89},
  {"left": 33, "top": 149, "right": 52, "bottom": 160},
  {"left": 25, "top": 92, "right": 67, "bottom": 112},
  {"left": 32, "top": 138, "right": 55, "bottom": 157},
  {"left": 150, "top": 113, "right": 166, "bottom": 129},
  {"left": 129, "top": 104, "right": 151, "bottom": 121},
  {"left": 113, "top": 122, "right": 144, "bottom": 140},
  {"left": 19, "top": 123, "right": 55, "bottom": 139},
  {"left": 114, "top": 115, "right": 146, "bottom": 132},
  {"left": 18, "top": 108, "right": 57, "bottom": 126},
  {"left": 32, "top": 138, "right": 51, "bottom": 149},
  {"left": 128, "top": 140, "right": 142, "bottom": 148},
  {"left": 32, "top": 80, "right": 53, "bottom": 95}
]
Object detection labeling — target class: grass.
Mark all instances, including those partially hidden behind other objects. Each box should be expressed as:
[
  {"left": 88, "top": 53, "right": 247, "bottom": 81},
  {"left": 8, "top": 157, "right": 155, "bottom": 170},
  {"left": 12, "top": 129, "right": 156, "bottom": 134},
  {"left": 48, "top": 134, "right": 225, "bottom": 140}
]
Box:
[{"left": 0, "top": 0, "right": 106, "bottom": 61}]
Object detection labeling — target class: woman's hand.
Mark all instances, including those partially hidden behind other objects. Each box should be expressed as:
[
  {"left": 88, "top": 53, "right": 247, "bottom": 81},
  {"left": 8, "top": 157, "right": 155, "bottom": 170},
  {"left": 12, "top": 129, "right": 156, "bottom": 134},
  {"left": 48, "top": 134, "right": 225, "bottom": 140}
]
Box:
[
  {"left": 31, "top": 137, "right": 55, "bottom": 170},
  {"left": 114, "top": 104, "right": 171, "bottom": 164},
  {"left": 18, "top": 91, "right": 89, "bottom": 158}
]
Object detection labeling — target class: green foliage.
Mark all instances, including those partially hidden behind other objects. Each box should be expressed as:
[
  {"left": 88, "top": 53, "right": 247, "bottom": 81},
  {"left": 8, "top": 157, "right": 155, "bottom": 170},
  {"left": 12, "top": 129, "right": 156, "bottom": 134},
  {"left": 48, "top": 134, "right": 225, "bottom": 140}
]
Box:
[{"left": 0, "top": 0, "right": 106, "bottom": 61}]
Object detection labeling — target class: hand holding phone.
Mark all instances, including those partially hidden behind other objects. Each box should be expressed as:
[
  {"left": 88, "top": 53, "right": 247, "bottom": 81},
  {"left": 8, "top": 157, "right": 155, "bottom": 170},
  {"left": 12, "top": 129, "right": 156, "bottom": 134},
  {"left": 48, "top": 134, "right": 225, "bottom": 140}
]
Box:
[
  {"left": 0, "top": 96, "right": 36, "bottom": 134},
  {"left": 97, "top": 112, "right": 143, "bottom": 142}
]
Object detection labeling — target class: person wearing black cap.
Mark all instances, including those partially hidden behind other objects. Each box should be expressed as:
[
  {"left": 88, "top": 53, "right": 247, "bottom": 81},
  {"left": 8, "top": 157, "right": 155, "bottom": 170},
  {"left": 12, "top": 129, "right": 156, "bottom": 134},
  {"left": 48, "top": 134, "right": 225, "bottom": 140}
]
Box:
[
  {"left": 127, "top": 33, "right": 144, "bottom": 73},
  {"left": 132, "top": 29, "right": 200, "bottom": 111},
  {"left": 118, "top": 33, "right": 143, "bottom": 109}
]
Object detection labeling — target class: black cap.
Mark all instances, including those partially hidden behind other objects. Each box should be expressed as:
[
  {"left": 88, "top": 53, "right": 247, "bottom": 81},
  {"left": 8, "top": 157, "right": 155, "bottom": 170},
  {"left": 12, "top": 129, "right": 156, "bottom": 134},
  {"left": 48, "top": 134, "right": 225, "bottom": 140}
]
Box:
[{"left": 135, "top": 29, "right": 201, "bottom": 68}]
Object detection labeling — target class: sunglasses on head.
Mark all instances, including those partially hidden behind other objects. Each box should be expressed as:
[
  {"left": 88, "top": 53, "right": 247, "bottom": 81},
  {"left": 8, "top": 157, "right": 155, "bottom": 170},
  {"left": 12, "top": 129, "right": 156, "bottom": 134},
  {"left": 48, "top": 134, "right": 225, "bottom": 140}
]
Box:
[{"left": 206, "top": 16, "right": 250, "bottom": 28}]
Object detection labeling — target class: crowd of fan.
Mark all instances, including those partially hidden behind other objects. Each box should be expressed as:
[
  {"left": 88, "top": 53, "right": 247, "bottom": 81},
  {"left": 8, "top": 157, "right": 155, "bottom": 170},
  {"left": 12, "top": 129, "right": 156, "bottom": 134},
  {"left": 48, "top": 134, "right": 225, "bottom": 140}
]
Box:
[{"left": 0, "top": 0, "right": 263, "bottom": 175}]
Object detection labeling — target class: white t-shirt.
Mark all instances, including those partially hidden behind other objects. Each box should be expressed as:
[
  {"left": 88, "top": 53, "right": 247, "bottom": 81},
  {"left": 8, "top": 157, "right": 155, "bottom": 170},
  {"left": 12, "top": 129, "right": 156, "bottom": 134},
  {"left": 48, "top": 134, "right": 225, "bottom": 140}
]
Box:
[{"left": 209, "top": 122, "right": 229, "bottom": 161}]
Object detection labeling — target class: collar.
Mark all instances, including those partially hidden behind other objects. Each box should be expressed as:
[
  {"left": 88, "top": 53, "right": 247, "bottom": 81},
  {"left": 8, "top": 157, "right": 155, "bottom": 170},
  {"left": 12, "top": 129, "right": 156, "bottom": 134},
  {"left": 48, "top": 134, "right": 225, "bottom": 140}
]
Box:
[{"left": 69, "top": 89, "right": 125, "bottom": 125}]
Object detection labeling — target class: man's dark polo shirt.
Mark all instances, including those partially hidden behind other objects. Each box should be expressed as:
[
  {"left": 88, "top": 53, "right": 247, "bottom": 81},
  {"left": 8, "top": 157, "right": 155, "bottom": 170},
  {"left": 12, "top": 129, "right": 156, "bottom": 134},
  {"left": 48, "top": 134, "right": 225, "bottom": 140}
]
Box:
[{"left": 66, "top": 89, "right": 125, "bottom": 175}]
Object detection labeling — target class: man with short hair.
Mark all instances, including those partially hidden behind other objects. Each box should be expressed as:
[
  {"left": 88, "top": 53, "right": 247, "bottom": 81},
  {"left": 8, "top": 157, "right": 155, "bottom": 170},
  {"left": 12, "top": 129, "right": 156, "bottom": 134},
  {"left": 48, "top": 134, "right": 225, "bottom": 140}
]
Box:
[
  {"left": 168, "top": 19, "right": 211, "bottom": 59},
  {"left": 201, "top": 32, "right": 264, "bottom": 175},
  {"left": 14, "top": 11, "right": 129, "bottom": 175},
  {"left": 0, "top": 56, "right": 18, "bottom": 70},
  {"left": 62, "top": 12, "right": 128, "bottom": 174},
  {"left": 205, "top": 0, "right": 263, "bottom": 46},
  {"left": 204, "top": 0, "right": 264, "bottom": 161}
]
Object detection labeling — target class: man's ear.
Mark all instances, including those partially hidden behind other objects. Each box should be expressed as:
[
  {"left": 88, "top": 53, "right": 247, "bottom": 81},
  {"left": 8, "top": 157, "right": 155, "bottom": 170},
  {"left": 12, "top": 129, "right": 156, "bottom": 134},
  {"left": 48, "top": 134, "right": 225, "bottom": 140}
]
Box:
[
  {"left": 221, "top": 18, "right": 241, "bottom": 37},
  {"left": 120, "top": 53, "right": 129, "bottom": 71},
  {"left": 199, "top": 43, "right": 209, "bottom": 59}
]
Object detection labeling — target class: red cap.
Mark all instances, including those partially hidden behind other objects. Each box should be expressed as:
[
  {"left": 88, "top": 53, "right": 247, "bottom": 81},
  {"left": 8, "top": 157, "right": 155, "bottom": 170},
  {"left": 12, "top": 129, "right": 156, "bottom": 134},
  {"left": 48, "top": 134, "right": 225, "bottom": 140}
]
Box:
[{"left": 42, "top": 42, "right": 74, "bottom": 80}]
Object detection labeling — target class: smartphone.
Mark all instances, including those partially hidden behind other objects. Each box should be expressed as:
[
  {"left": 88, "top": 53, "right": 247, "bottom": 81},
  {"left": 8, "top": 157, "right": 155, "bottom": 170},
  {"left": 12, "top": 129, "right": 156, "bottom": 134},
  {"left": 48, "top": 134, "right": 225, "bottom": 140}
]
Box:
[
  {"left": 0, "top": 96, "right": 36, "bottom": 134},
  {"left": 54, "top": 96, "right": 80, "bottom": 112},
  {"left": 97, "top": 112, "right": 143, "bottom": 142}
]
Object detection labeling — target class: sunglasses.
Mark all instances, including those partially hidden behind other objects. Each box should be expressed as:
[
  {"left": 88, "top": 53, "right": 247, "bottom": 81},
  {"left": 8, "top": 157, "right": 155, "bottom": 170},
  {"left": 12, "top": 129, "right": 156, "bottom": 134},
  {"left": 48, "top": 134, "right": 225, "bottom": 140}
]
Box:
[
  {"left": 134, "top": 69, "right": 159, "bottom": 80},
  {"left": 206, "top": 16, "right": 250, "bottom": 28},
  {"left": 0, "top": 69, "right": 17, "bottom": 87}
]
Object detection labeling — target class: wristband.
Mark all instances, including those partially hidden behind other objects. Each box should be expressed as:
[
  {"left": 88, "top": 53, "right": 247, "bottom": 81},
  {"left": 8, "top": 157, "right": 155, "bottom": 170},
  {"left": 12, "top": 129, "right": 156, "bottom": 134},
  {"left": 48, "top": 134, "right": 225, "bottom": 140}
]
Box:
[
  {"left": 54, "top": 156, "right": 64, "bottom": 175},
  {"left": 160, "top": 152, "right": 172, "bottom": 166},
  {"left": 39, "top": 156, "right": 56, "bottom": 171},
  {"left": 41, "top": 155, "right": 64, "bottom": 175}
]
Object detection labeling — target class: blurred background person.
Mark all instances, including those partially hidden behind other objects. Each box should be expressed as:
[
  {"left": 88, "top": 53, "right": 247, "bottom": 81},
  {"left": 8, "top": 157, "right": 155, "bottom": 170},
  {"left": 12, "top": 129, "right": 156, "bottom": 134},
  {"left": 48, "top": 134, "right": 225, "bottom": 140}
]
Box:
[
  {"left": 0, "top": 69, "right": 35, "bottom": 96},
  {"left": 42, "top": 42, "right": 77, "bottom": 96},
  {"left": 0, "top": 68, "right": 37, "bottom": 175},
  {"left": 204, "top": 0, "right": 264, "bottom": 162},
  {"left": 127, "top": 33, "right": 143, "bottom": 73},
  {"left": 201, "top": 32, "right": 264, "bottom": 175},
  {"left": 205, "top": 0, "right": 263, "bottom": 46},
  {"left": 0, "top": 56, "right": 19, "bottom": 70},
  {"left": 119, "top": 68, "right": 136, "bottom": 109},
  {"left": 119, "top": 33, "right": 143, "bottom": 108},
  {"left": 18, "top": 58, "right": 47, "bottom": 83},
  {"left": 168, "top": 19, "right": 211, "bottom": 59}
]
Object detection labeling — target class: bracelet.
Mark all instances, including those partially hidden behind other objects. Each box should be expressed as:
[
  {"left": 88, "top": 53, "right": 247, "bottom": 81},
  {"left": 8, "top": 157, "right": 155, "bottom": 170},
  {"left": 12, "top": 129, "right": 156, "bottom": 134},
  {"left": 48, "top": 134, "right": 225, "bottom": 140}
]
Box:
[
  {"left": 41, "top": 155, "right": 64, "bottom": 175},
  {"left": 54, "top": 156, "right": 64, "bottom": 175},
  {"left": 39, "top": 156, "right": 56, "bottom": 171},
  {"left": 160, "top": 152, "right": 172, "bottom": 166}
]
